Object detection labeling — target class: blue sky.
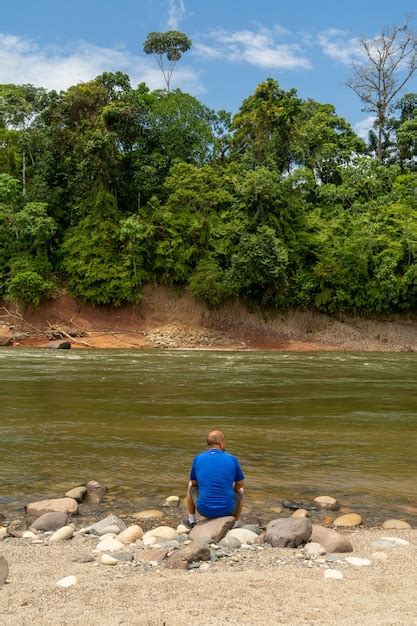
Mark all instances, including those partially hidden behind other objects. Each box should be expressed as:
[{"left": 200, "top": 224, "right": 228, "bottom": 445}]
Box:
[{"left": 2, "top": 0, "right": 417, "bottom": 136}]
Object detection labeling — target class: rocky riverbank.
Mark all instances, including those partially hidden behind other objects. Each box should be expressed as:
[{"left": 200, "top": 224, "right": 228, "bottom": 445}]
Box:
[{"left": 1, "top": 482, "right": 416, "bottom": 625}]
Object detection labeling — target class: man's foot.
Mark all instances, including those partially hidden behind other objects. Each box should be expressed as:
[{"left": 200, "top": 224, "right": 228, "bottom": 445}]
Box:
[{"left": 181, "top": 516, "right": 196, "bottom": 529}]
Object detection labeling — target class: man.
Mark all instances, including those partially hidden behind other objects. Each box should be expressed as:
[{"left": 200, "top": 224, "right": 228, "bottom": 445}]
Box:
[{"left": 183, "top": 430, "right": 245, "bottom": 528}]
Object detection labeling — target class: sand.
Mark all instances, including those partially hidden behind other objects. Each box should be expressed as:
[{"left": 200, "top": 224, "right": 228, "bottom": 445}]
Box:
[{"left": 1, "top": 528, "right": 416, "bottom": 625}]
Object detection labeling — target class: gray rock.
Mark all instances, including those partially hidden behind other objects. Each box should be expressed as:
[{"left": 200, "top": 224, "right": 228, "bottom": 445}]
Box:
[
  {"left": 30, "top": 512, "right": 69, "bottom": 532},
  {"left": 84, "top": 515, "right": 126, "bottom": 535},
  {"left": 189, "top": 516, "right": 235, "bottom": 544},
  {"left": 310, "top": 525, "right": 353, "bottom": 553},
  {"left": 241, "top": 524, "right": 261, "bottom": 535},
  {"left": 86, "top": 480, "right": 108, "bottom": 504},
  {"left": 371, "top": 539, "right": 405, "bottom": 549},
  {"left": 165, "top": 542, "right": 210, "bottom": 570},
  {"left": 112, "top": 551, "right": 134, "bottom": 562},
  {"left": 47, "top": 340, "right": 71, "bottom": 349},
  {"left": 26, "top": 498, "right": 78, "bottom": 517},
  {"left": 176, "top": 534, "right": 189, "bottom": 543},
  {"left": 0, "top": 555, "right": 8, "bottom": 586},
  {"left": 65, "top": 486, "right": 87, "bottom": 502},
  {"left": 72, "top": 553, "right": 95, "bottom": 563},
  {"left": 219, "top": 535, "right": 241, "bottom": 549},
  {"left": 265, "top": 517, "right": 312, "bottom": 548}
]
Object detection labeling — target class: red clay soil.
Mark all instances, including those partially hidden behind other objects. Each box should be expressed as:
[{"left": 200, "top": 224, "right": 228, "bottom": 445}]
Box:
[{"left": 1, "top": 284, "right": 417, "bottom": 351}]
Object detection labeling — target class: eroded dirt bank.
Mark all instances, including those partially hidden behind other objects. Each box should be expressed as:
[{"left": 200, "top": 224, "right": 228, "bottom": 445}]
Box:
[{"left": 1, "top": 285, "right": 417, "bottom": 351}]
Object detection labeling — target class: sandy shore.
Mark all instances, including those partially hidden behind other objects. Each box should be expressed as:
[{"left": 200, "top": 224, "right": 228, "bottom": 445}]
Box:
[{"left": 1, "top": 527, "right": 416, "bottom": 625}]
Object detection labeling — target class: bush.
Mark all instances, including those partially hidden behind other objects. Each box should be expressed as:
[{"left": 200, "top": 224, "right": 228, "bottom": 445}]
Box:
[{"left": 6, "top": 271, "right": 51, "bottom": 306}]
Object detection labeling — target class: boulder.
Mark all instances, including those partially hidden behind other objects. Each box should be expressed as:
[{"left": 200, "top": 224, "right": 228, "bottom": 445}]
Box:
[
  {"left": 313, "top": 496, "right": 339, "bottom": 511},
  {"left": 84, "top": 515, "right": 126, "bottom": 535},
  {"left": 95, "top": 537, "right": 124, "bottom": 553},
  {"left": 118, "top": 525, "right": 143, "bottom": 544},
  {"left": 219, "top": 535, "right": 241, "bottom": 549},
  {"left": 133, "top": 509, "right": 164, "bottom": 521},
  {"left": 30, "top": 511, "right": 69, "bottom": 531},
  {"left": 50, "top": 526, "right": 74, "bottom": 542},
  {"left": 86, "top": 480, "right": 107, "bottom": 504},
  {"left": 292, "top": 509, "right": 308, "bottom": 518},
  {"left": 26, "top": 498, "right": 78, "bottom": 517},
  {"left": 304, "top": 542, "right": 326, "bottom": 557},
  {"left": 47, "top": 340, "right": 71, "bottom": 349},
  {"left": 165, "top": 542, "right": 210, "bottom": 570},
  {"left": 65, "top": 486, "right": 87, "bottom": 502},
  {"left": 143, "top": 526, "right": 177, "bottom": 542},
  {"left": 265, "top": 517, "right": 312, "bottom": 548},
  {"left": 225, "top": 528, "right": 258, "bottom": 545},
  {"left": 142, "top": 548, "right": 169, "bottom": 563},
  {"left": 0, "top": 555, "right": 8, "bottom": 586},
  {"left": 0, "top": 326, "right": 12, "bottom": 346},
  {"left": 382, "top": 519, "right": 411, "bottom": 530},
  {"left": 310, "top": 525, "right": 353, "bottom": 553},
  {"left": 333, "top": 513, "right": 362, "bottom": 527},
  {"left": 189, "top": 516, "right": 235, "bottom": 544}
]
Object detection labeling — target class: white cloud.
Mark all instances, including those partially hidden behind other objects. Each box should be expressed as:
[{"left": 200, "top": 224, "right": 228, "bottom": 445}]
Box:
[
  {"left": 195, "top": 26, "right": 311, "bottom": 70},
  {"left": 0, "top": 32, "right": 204, "bottom": 93},
  {"left": 318, "top": 29, "right": 364, "bottom": 65},
  {"left": 354, "top": 115, "right": 375, "bottom": 140},
  {"left": 167, "top": 0, "right": 185, "bottom": 30}
]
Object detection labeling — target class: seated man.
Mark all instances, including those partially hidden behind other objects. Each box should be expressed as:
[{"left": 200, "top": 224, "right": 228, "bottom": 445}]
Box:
[{"left": 183, "top": 429, "right": 244, "bottom": 528}]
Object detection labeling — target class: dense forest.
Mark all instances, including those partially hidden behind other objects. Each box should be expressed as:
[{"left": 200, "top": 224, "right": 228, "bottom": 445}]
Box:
[{"left": 1, "top": 29, "right": 417, "bottom": 315}]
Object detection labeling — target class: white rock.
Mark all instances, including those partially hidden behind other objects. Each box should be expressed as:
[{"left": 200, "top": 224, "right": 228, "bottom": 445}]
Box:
[
  {"left": 304, "top": 542, "right": 327, "bottom": 557},
  {"left": 56, "top": 575, "right": 78, "bottom": 588},
  {"left": 118, "top": 525, "right": 143, "bottom": 544},
  {"left": 199, "top": 563, "right": 210, "bottom": 572},
  {"left": 98, "top": 525, "right": 121, "bottom": 536},
  {"left": 101, "top": 554, "right": 118, "bottom": 566},
  {"left": 50, "top": 526, "right": 74, "bottom": 542},
  {"left": 324, "top": 569, "right": 343, "bottom": 580},
  {"left": 95, "top": 537, "right": 124, "bottom": 553},
  {"left": 345, "top": 557, "right": 372, "bottom": 566},
  {"left": 164, "top": 496, "right": 180, "bottom": 507},
  {"left": 226, "top": 528, "right": 258, "bottom": 545},
  {"left": 371, "top": 551, "right": 389, "bottom": 561},
  {"left": 143, "top": 535, "right": 157, "bottom": 546},
  {"left": 98, "top": 533, "right": 117, "bottom": 541},
  {"left": 22, "top": 531, "right": 37, "bottom": 539},
  {"left": 0, "top": 528, "right": 8, "bottom": 540},
  {"left": 381, "top": 536, "right": 409, "bottom": 546},
  {"left": 143, "top": 526, "right": 177, "bottom": 541},
  {"left": 176, "top": 524, "right": 190, "bottom": 534}
]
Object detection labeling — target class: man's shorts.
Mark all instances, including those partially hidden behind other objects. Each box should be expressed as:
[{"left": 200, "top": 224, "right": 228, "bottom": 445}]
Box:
[{"left": 190, "top": 485, "right": 242, "bottom": 515}]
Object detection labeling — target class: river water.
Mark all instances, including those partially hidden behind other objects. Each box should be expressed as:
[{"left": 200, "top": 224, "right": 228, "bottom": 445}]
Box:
[{"left": 1, "top": 349, "right": 417, "bottom": 520}]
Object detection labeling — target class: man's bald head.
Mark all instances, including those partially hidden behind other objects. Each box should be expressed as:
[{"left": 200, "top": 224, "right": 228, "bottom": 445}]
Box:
[{"left": 207, "top": 430, "right": 225, "bottom": 448}]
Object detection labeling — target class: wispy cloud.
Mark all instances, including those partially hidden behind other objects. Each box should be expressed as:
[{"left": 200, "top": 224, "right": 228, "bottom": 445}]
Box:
[
  {"left": 194, "top": 26, "right": 311, "bottom": 70},
  {"left": 0, "top": 32, "right": 204, "bottom": 93},
  {"left": 354, "top": 115, "right": 375, "bottom": 140},
  {"left": 167, "top": 0, "right": 185, "bottom": 30},
  {"left": 318, "top": 29, "right": 364, "bottom": 65}
]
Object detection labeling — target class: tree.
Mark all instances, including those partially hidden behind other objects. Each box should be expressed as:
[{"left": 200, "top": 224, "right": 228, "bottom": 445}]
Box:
[
  {"left": 143, "top": 31, "right": 192, "bottom": 91},
  {"left": 346, "top": 17, "right": 417, "bottom": 161}
]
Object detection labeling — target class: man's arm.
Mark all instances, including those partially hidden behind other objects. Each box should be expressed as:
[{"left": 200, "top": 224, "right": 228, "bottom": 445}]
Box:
[{"left": 234, "top": 479, "right": 244, "bottom": 492}]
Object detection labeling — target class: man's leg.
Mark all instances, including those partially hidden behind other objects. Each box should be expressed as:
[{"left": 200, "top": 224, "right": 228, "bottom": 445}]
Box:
[
  {"left": 233, "top": 489, "right": 244, "bottom": 520},
  {"left": 183, "top": 482, "right": 198, "bottom": 528},
  {"left": 186, "top": 481, "right": 196, "bottom": 515}
]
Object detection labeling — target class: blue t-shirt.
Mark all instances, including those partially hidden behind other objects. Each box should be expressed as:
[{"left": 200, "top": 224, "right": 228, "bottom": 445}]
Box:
[{"left": 190, "top": 449, "right": 245, "bottom": 518}]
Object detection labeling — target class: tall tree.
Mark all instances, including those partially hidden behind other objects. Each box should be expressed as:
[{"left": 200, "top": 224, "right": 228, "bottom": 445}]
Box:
[
  {"left": 346, "top": 17, "right": 417, "bottom": 161},
  {"left": 143, "top": 31, "right": 192, "bottom": 91}
]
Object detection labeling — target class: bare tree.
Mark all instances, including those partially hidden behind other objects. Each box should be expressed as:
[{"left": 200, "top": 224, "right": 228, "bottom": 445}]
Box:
[{"left": 346, "top": 17, "right": 417, "bottom": 160}]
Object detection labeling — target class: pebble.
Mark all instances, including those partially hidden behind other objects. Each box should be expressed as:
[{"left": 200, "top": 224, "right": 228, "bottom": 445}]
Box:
[
  {"left": 345, "top": 557, "right": 371, "bottom": 567},
  {"left": 95, "top": 537, "right": 124, "bottom": 553},
  {"left": 199, "top": 563, "right": 210, "bottom": 572},
  {"left": 324, "top": 569, "right": 344, "bottom": 580},
  {"left": 313, "top": 496, "right": 339, "bottom": 511},
  {"left": 164, "top": 496, "right": 180, "bottom": 507},
  {"left": 371, "top": 537, "right": 409, "bottom": 549},
  {"left": 56, "top": 575, "right": 78, "bottom": 588},
  {"left": 382, "top": 519, "right": 411, "bottom": 530},
  {"left": 381, "top": 536, "right": 409, "bottom": 546},
  {"left": 50, "top": 526, "right": 74, "bottom": 542},
  {"left": 133, "top": 509, "right": 164, "bottom": 521},
  {"left": 143, "top": 535, "right": 157, "bottom": 546},
  {"left": 371, "top": 551, "right": 388, "bottom": 561},
  {"left": 22, "top": 531, "right": 37, "bottom": 539},
  {"left": 292, "top": 509, "right": 309, "bottom": 518},
  {"left": 176, "top": 524, "right": 190, "bottom": 534},
  {"left": 101, "top": 554, "right": 118, "bottom": 566},
  {"left": 118, "top": 525, "right": 144, "bottom": 544},
  {"left": 333, "top": 513, "right": 363, "bottom": 527},
  {"left": 143, "top": 526, "right": 177, "bottom": 541},
  {"left": 97, "top": 526, "right": 121, "bottom": 536}
]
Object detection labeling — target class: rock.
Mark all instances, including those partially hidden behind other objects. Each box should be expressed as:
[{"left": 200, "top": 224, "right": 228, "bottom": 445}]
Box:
[
  {"left": 56, "top": 575, "right": 78, "bottom": 588},
  {"left": 176, "top": 524, "right": 190, "bottom": 534},
  {"left": 241, "top": 523, "right": 261, "bottom": 534},
  {"left": 324, "top": 569, "right": 343, "bottom": 580},
  {"left": 86, "top": 480, "right": 107, "bottom": 504},
  {"left": 333, "top": 513, "right": 362, "bottom": 527},
  {"left": 30, "top": 512, "right": 69, "bottom": 531},
  {"left": 72, "top": 554, "right": 95, "bottom": 563},
  {"left": 118, "top": 525, "right": 143, "bottom": 544},
  {"left": 282, "top": 500, "right": 317, "bottom": 511},
  {"left": 164, "top": 496, "right": 180, "bottom": 507},
  {"left": 97, "top": 525, "right": 122, "bottom": 536},
  {"left": 268, "top": 506, "right": 283, "bottom": 514},
  {"left": 0, "top": 326, "right": 13, "bottom": 346},
  {"left": 189, "top": 517, "right": 235, "bottom": 544},
  {"left": 323, "top": 516, "right": 335, "bottom": 525},
  {"left": 225, "top": 528, "right": 258, "bottom": 545},
  {"left": 95, "top": 537, "right": 125, "bottom": 553},
  {"left": 143, "top": 526, "right": 177, "bottom": 542},
  {"left": 304, "top": 542, "right": 326, "bottom": 557},
  {"left": 112, "top": 552, "right": 134, "bottom": 562},
  {"left": 0, "top": 555, "right": 8, "bottom": 586},
  {"left": 47, "top": 340, "right": 71, "bottom": 349},
  {"left": 165, "top": 542, "right": 210, "bottom": 570},
  {"left": 133, "top": 509, "right": 164, "bottom": 521},
  {"left": 265, "top": 518, "right": 312, "bottom": 548},
  {"left": 313, "top": 496, "right": 339, "bottom": 511},
  {"left": 371, "top": 551, "right": 389, "bottom": 560},
  {"left": 50, "top": 526, "right": 74, "bottom": 542},
  {"left": 100, "top": 554, "right": 118, "bottom": 565},
  {"left": 142, "top": 548, "right": 169, "bottom": 563},
  {"left": 199, "top": 562, "right": 210, "bottom": 572},
  {"left": 84, "top": 515, "right": 126, "bottom": 535},
  {"left": 346, "top": 556, "right": 372, "bottom": 566},
  {"left": 378, "top": 536, "right": 409, "bottom": 546},
  {"left": 98, "top": 533, "right": 117, "bottom": 541},
  {"left": 22, "top": 531, "right": 37, "bottom": 539},
  {"left": 219, "top": 535, "right": 241, "bottom": 549},
  {"left": 310, "top": 525, "right": 353, "bottom": 553},
  {"left": 0, "top": 528, "right": 7, "bottom": 541},
  {"left": 143, "top": 535, "right": 157, "bottom": 546},
  {"left": 26, "top": 498, "right": 78, "bottom": 517},
  {"left": 65, "top": 486, "right": 87, "bottom": 502},
  {"left": 255, "top": 531, "right": 266, "bottom": 545},
  {"left": 382, "top": 519, "right": 411, "bottom": 530},
  {"left": 292, "top": 509, "right": 309, "bottom": 518}
]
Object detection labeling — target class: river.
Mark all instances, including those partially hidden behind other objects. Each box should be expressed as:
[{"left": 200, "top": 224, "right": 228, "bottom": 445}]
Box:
[{"left": 1, "top": 349, "right": 417, "bottom": 521}]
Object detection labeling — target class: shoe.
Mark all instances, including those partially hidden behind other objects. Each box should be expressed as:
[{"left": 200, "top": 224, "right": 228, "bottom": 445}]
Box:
[{"left": 181, "top": 516, "right": 196, "bottom": 529}]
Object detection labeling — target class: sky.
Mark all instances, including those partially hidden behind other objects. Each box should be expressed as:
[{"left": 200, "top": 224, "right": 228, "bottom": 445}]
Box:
[{"left": 2, "top": 0, "right": 417, "bottom": 137}]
